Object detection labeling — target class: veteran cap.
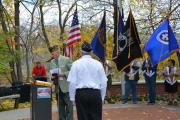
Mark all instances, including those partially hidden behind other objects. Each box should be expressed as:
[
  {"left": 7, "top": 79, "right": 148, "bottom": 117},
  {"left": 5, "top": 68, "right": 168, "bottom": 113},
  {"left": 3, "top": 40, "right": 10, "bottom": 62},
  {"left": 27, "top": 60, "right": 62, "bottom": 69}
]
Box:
[
  {"left": 81, "top": 41, "right": 92, "bottom": 53},
  {"left": 49, "top": 45, "right": 59, "bottom": 53}
]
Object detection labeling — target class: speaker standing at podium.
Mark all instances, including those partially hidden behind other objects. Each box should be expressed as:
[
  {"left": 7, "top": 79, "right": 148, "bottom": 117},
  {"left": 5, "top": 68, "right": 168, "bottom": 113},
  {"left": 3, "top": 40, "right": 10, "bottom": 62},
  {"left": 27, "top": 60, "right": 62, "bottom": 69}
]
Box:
[
  {"left": 49, "top": 45, "right": 73, "bottom": 120},
  {"left": 67, "top": 42, "right": 107, "bottom": 120}
]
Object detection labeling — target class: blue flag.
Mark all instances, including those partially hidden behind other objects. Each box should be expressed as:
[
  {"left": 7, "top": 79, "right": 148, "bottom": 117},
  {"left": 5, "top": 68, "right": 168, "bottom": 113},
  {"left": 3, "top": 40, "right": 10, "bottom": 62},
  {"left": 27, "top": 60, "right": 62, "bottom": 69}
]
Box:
[
  {"left": 144, "top": 19, "right": 179, "bottom": 65},
  {"left": 91, "top": 12, "right": 106, "bottom": 61},
  {"left": 112, "top": 11, "right": 124, "bottom": 58}
]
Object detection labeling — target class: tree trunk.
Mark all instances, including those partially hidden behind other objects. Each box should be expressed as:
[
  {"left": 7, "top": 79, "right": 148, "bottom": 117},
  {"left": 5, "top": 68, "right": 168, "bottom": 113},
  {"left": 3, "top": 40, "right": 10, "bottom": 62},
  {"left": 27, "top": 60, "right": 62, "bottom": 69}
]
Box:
[
  {"left": 56, "top": 0, "right": 65, "bottom": 54},
  {"left": 14, "top": 0, "right": 23, "bottom": 81},
  {"left": 0, "top": 0, "right": 17, "bottom": 83},
  {"left": 149, "top": 0, "right": 155, "bottom": 31},
  {"left": 25, "top": 48, "right": 30, "bottom": 81},
  {"left": 39, "top": 0, "right": 50, "bottom": 48},
  {"left": 56, "top": 0, "right": 64, "bottom": 40},
  {"left": 25, "top": 1, "right": 38, "bottom": 81},
  {"left": 9, "top": 62, "right": 17, "bottom": 82},
  {"left": 0, "top": 1, "right": 8, "bottom": 32}
]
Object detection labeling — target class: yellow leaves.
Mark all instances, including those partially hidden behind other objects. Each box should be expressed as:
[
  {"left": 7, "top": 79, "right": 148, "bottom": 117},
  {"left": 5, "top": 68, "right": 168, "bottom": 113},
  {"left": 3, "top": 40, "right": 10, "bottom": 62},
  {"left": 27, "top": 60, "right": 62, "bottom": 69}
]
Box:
[
  {"left": 130, "top": 0, "right": 136, "bottom": 4},
  {"left": 130, "top": 0, "right": 144, "bottom": 6},
  {"left": 3, "top": 0, "right": 14, "bottom": 17},
  {"left": 3, "top": 0, "right": 13, "bottom": 7},
  {"left": 106, "top": 33, "right": 114, "bottom": 60},
  {"left": 32, "top": 47, "right": 48, "bottom": 54},
  {"left": 159, "top": 52, "right": 180, "bottom": 68},
  {"left": 129, "top": 0, "right": 157, "bottom": 10}
]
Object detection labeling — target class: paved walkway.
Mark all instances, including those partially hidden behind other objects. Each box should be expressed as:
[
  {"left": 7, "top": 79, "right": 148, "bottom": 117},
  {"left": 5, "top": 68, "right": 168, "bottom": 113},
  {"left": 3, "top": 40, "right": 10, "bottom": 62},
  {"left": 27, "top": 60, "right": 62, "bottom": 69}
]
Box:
[{"left": 0, "top": 103, "right": 180, "bottom": 120}]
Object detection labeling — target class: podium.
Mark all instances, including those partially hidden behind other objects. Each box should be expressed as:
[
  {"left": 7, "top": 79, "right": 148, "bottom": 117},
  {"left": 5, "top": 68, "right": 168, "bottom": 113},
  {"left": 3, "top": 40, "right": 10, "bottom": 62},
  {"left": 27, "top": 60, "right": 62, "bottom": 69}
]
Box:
[{"left": 30, "top": 80, "right": 52, "bottom": 120}]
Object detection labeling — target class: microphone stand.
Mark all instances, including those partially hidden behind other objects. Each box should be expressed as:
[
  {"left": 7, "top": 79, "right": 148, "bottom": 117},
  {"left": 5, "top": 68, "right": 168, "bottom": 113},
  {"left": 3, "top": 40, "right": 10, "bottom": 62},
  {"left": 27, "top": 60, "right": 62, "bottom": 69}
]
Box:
[
  {"left": 48, "top": 57, "right": 60, "bottom": 120},
  {"left": 56, "top": 58, "right": 60, "bottom": 120}
]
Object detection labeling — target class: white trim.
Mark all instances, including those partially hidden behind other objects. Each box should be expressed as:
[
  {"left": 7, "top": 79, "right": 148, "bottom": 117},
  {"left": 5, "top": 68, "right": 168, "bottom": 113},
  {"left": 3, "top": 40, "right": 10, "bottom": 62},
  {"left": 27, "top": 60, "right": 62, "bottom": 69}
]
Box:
[
  {"left": 164, "top": 67, "right": 177, "bottom": 85},
  {"left": 69, "top": 30, "right": 81, "bottom": 36},
  {"left": 70, "top": 25, "right": 80, "bottom": 30},
  {"left": 67, "top": 36, "right": 81, "bottom": 44},
  {"left": 145, "top": 70, "right": 155, "bottom": 77}
]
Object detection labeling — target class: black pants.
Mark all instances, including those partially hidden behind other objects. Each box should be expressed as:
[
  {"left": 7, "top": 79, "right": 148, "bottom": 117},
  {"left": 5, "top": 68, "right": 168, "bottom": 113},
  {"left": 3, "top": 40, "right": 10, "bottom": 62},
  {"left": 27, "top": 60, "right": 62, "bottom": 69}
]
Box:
[{"left": 75, "top": 88, "right": 102, "bottom": 120}]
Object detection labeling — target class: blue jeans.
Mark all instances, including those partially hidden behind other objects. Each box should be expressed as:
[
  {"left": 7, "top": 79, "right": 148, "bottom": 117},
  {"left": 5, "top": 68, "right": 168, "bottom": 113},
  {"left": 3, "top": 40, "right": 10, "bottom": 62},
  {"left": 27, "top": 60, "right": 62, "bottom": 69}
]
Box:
[
  {"left": 145, "top": 75, "right": 156, "bottom": 103},
  {"left": 124, "top": 80, "right": 137, "bottom": 103}
]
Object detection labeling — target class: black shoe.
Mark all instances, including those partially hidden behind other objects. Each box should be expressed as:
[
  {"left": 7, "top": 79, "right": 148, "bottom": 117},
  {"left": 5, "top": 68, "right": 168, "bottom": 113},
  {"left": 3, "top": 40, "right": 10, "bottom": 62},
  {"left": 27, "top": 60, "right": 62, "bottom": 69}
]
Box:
[
  {"left": 147, "top": 102, "right": 155, "bottom": 105},
  {"left": 168, "top": 101, "right": 173, "bottom": 105},
  {"left": 122, "top": 101, "right": 128, "bottom": 104},
  {"left": 133, "top": 101, "right": 137, "bottom": 104}
]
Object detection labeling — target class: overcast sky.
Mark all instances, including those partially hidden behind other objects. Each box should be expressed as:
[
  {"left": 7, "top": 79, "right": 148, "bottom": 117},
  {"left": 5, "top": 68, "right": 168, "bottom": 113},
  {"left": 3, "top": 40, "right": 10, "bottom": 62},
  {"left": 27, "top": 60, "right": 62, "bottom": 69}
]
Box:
[{"left": 19, "top": 0, "right": 180, "bottom": 40}]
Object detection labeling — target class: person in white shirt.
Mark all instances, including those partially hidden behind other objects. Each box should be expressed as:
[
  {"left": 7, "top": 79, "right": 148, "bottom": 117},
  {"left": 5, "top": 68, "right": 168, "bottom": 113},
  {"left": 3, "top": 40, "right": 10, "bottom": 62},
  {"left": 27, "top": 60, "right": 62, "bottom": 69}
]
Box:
[
  {"left": 67, "top": 41, "right": 107, "bottom": 120},
  {"left": 163, "top": 59, "right": 179, "bottom": 105}
]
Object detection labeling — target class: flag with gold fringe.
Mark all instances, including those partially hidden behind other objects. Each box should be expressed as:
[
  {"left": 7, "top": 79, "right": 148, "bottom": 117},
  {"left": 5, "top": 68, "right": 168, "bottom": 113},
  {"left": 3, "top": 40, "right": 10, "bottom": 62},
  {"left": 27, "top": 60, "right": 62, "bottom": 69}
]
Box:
[
  {"left": 143, "top": 19, "right": 179, "bottom": 65},
  {"left": 113, "top": 10, "right": 142, "bottom": 71},
  {"left": 91, "top": 11, "right": 106, "bottom": 61}
]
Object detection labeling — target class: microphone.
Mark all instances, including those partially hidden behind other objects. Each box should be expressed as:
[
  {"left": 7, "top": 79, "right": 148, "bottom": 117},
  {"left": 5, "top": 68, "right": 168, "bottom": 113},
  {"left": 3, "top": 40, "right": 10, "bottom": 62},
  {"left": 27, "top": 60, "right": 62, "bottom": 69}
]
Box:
[{"left": 46, "top": 57, "right": 54, "bottom": 62}]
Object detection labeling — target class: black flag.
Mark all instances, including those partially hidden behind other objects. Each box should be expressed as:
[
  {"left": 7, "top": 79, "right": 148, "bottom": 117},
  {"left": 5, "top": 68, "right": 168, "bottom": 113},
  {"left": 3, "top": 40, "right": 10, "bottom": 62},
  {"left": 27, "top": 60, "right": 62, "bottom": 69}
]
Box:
[{"left": 113, "top": 10, "right": 142, "bottom": 71}]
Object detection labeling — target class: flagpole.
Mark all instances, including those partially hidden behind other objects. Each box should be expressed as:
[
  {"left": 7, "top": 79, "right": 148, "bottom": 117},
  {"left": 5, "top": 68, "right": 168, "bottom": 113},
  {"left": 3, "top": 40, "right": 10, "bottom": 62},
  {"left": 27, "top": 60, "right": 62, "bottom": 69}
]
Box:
[
  {"left": 118, "top": 0, "right": 126, "bottom": 100},
  {"left": 104, "top": 9, "right": 106, "bottom": 63},
  {"left": 116, "top": 2, "right": 119, "bottom": 56}
]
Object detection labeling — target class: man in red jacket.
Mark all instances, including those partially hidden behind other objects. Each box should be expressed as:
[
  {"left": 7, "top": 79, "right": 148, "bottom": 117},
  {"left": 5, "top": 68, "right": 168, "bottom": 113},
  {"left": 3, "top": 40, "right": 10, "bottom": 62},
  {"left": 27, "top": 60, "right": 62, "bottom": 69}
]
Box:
[{"left": 32, "top": 61, "right": 47, "bottom": 82}]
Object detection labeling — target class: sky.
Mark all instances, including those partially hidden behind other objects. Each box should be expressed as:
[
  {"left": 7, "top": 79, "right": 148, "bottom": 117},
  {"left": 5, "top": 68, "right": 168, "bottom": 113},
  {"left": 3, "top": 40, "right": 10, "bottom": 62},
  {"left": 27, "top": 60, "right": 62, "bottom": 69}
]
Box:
[
  {"left": 18, "top": 0, "right": 180, "bottom": 42},
  {"left": 20, "top": 1, "right": 59, "bottom": 25}
]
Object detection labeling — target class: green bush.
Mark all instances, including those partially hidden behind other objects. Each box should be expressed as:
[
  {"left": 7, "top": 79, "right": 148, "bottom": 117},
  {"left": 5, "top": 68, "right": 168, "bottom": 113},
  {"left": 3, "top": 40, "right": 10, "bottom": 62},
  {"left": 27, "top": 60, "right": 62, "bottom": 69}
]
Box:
[{"left": 110, "top": 95, "right": 180, "bottom": 102}]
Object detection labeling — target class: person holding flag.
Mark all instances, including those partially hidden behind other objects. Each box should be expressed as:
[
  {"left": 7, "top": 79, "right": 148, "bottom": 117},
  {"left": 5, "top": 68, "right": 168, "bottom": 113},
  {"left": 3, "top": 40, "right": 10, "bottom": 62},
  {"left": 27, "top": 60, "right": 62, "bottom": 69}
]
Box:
[
  {"left": 143, "top": 18, "right": 179, "bottom": 105},
  {"left": 113, "top": 9, "right": 142, "bottom": 103},
  {"left": 91, "top": 11, "right": 114, "bottom": 105},
  {"left": 142, "top": 58, "right": 158, "bottom": 105},
  {"left": 90, "top": 11, "right": 115, "bottom": 104},
  {"left": 123, "top": 60, "right": 141, "bottom": 104},
  {"left": 113, "top": 9, "right": 142, "bottom": 72},
  {"left": 104, "top": 60, "right": 115, "bottom": 104},
  {"left": 163, "top": 59, "right": 179, "bottom": 105},
  {"left": 143, "top": 19, "right": 179, "bottom": 65}
]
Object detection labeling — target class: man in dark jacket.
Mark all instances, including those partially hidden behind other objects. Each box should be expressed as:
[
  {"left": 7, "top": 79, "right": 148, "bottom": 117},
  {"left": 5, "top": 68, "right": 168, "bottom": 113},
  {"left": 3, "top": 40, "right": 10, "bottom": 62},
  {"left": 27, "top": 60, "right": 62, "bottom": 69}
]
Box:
[
  {"left": 142, "top": 58, "right": 157, "bottom": 105},
  {"left": 123, "top": 60, "right": 141, "bottom": 104}
]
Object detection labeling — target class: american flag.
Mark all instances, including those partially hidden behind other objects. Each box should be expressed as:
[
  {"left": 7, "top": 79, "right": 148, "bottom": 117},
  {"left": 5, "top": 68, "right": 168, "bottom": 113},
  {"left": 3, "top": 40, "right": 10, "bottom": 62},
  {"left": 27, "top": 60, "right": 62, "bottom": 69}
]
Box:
[
  {"left": 65, "top": 8, "right": 81, "bottom": 58},
  {"left": 67, "top": 8, "right": 81, "bottom": 46},
  {"left": 65, "top": 46, "right": 73, "bottom": 58}
]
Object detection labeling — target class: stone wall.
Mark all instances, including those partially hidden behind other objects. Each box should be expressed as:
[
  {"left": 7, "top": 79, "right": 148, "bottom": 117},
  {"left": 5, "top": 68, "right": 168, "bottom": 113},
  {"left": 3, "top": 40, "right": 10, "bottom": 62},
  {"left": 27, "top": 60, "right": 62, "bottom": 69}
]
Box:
[{"left": 110, "top": 81, "right": 180, "bottom": 96}]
